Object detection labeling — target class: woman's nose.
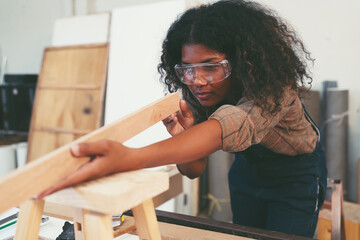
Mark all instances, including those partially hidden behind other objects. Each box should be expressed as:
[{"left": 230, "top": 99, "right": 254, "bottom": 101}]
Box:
[{"left": 193, "top": 74, "right": 208, "bottom": 86}]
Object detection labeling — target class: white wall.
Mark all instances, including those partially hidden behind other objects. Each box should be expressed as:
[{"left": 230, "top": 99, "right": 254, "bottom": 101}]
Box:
[
  {"left": 0, "top": 0, "right": 359, "bottom": 201},
  {"left": 257, "top": 0, "right": 360, "bottom": 203},
  {"left": 105, "top": 1, "right": 185, "bottom": 148},
  {"left": 0, "top": 0, "right": 72, "bottom": 74}
]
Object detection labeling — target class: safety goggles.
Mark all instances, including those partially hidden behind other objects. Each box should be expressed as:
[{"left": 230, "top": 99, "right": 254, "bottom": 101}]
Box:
[{"left": 174, "top": 59, "right": 231, "bottom": 85}]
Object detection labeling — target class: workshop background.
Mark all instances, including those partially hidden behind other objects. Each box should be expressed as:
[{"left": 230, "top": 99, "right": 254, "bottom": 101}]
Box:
[{"left": 0, "top": 0, "right": 359, "bottom": 229}]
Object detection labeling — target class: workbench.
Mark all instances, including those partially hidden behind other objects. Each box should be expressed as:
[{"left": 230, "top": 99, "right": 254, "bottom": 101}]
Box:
[{"left": 119, "top": 210, "right": 314, "bottom": 240}]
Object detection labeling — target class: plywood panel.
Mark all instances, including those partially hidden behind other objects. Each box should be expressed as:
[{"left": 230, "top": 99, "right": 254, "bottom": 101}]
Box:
[
  {"left": 39, "top": 45, "right": 108, "bottom": 86},
  {"left": 27, "top": 44, "right": 109, "bottom": 163},
  {"left": 33, "top": 90, "right": 102, "bottom": 129},
  {"left": 28, "top": 131, "right": 79, "bottom": 161}
]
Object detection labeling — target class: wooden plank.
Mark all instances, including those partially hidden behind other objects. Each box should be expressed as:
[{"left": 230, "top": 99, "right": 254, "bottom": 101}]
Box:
[
  {"left": 0, "top": 92, "right": 179, "bottom": 214},
  {"left": 44, "top": 170, "right": 169, "bottom": 215}
]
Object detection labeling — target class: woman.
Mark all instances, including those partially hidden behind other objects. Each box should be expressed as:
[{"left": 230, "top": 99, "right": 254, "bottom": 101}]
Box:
[{"left": 40, "top": 0, "right": 327, "bottom": 237}]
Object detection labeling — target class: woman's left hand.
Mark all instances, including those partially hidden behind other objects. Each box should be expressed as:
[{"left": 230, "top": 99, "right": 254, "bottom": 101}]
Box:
[
  {"left": 37, "top": 140, "right": 139, "bottom": 199},
  {"left": 162, "top": 100, "right": 195, "bottom": 136}
]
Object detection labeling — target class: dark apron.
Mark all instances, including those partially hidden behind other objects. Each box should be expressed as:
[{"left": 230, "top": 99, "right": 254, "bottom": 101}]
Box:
[{"left": 228, "top": 103, "right": 327, "bottom": 237}]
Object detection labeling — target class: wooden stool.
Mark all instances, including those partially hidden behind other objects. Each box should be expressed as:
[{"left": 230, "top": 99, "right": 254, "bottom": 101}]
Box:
[{"left": 16, "top": 170, "right": 168, "bottom": 240}]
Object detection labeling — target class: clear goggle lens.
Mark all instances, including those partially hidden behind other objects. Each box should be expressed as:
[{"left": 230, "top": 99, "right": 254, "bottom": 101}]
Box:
[{"left": 174, "top": 59, "right": 231, "bottom": 85}]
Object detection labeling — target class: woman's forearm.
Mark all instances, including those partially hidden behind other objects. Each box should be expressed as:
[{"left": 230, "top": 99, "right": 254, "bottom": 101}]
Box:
[
  {"left": 177, "top": 157, "right": 207, "bottom": 179},
  {"left": 133, "top": 119, "right": 222, "bottom": 170}
]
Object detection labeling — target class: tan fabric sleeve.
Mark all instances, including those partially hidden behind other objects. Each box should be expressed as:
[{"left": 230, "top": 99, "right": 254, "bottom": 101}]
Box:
[{"left": 209, "top": 89, "right": 297, "bottom": 152}]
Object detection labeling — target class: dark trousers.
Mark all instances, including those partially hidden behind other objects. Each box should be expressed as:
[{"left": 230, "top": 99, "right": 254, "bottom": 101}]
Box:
[{"left": 228, "top": 143, "right": 327, "bottom": 238}]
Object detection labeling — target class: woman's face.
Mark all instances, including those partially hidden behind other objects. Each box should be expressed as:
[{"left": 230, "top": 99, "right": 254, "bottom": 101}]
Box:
[{"left": 181, "top": 44, "right": 236, "bottom": 107}]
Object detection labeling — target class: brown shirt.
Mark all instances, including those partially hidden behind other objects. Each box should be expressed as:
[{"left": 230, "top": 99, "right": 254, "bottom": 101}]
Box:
[{"left": 209, "top": 89, "right": 318, "bottom": 155}]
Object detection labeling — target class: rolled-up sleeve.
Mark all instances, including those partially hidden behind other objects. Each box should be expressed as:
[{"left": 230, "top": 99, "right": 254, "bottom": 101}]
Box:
[{"left": 209, "top": 90, "right": 297, "bottom": 152}]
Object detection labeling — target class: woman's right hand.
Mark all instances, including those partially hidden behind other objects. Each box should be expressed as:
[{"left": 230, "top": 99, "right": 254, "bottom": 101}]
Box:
[
  {"left": 37, "top": 140, "right": 140, "bottom": 199},
  {"left": 162, "top": 100, "right": 195, "bottom": 136}
]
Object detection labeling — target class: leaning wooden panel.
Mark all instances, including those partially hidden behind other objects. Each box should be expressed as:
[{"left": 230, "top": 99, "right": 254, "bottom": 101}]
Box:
[
  {"left": 29, "top": 132, "right": 78, "bottom": 161},
  {"left": 0, "top": 92, "right": 179, "bottom": 214},
  {"left": 39, "top": 44, "right": 109, "bottom": 86},
  {"left": 27, "top": 44, "right": 109, "bottom": 163},
  {"left": 32, "top": 90, "right": 102, "bottom": 130}
]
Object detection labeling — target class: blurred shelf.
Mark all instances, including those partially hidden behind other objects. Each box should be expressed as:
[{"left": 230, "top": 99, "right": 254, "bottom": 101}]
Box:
[
  {"left": 0, "top": 130, "right": 28, "bottom": 136},
  {"left": 0, "top": 130, "right": 28, "bottom": 145}
]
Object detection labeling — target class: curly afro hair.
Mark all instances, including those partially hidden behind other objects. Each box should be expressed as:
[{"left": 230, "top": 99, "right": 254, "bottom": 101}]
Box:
[{"left": 158, "top": 0, "right": 314, "bottom": 117}]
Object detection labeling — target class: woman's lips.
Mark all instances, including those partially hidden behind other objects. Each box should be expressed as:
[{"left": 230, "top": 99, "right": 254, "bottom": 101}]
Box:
[{"left": 196, "top": 92, "right": 212, "bottom": 100}]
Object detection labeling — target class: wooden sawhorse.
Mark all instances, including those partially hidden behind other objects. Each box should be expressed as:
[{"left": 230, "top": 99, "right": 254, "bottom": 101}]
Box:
[{"left": 17, "top": 170, "right": 168, "bottom": 240}]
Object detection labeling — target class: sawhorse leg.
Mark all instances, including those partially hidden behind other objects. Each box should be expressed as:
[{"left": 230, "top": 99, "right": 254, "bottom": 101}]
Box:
[
  {"left": 132, "top": 198, "right": 161, "bottom": 240},
  {"left": 14, "top": 199, "right": 45, "bottom": 240},
  {"left": 74, "top": 208, "right": 114, "bottom": 240}
]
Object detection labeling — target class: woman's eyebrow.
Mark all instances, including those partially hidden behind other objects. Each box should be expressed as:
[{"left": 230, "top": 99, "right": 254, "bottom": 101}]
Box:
[{"left": 181, "top": 57, "right": 221, "bottom": 64}]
